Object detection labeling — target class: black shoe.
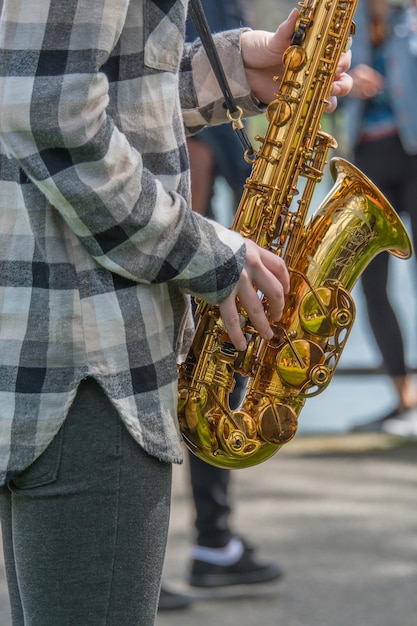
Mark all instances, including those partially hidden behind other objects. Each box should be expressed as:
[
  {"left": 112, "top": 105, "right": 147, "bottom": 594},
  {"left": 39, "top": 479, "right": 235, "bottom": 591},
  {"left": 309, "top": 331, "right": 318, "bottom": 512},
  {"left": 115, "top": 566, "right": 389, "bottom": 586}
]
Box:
[
  {"left": 188, "top": 542, "right": 284, "bottom": 588},
  {"left": 158, "top": 587, "right": 193, "bottom": 611}
]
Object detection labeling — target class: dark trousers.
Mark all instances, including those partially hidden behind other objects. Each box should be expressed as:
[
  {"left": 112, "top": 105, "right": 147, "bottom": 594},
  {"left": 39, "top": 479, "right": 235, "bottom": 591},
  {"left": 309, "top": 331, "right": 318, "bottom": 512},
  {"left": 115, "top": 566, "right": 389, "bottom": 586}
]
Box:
[
  {"left": 188, "top": 452, "right": 232, "bottom": 548},
  {"left": 355, "top": 135, "right": 417, "bottom": 378},
  {"left": 0, "top": 379, "right": 172, "bottom": 626},
  {"left": 187, "top": 372, "right": 246, "bottom": 548}
]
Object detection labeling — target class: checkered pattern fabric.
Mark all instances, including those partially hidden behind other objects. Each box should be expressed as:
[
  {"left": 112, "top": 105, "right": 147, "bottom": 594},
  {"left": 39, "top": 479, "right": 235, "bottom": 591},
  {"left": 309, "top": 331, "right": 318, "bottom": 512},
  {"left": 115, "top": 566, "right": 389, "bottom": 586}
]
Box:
[{"left": 0, "top": 0, "right": 261, "bottom": 483}]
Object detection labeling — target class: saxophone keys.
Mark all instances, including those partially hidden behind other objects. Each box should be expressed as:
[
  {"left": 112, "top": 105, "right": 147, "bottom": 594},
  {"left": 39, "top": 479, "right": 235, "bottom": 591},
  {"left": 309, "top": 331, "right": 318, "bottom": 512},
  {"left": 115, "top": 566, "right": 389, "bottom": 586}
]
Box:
[
  {"left": 217, "top": 413, "right": 262, "bottom": 457},
  {"left": 331, "top": 306, "right": 353, "bottom": 329},
  {"left": 283, "top": 45, "right": 307, "bottom": 72},
  {"left": 257, "top": 401, "right": 298, "bottom": 445},
  {"left": 344, "top": 34, "right": 353, "bottom": 52},
  {"left": 310, "top": 364, "right": 331, "bottom": 387},
  {"left": 276, "top": 339, "right": 325, "bottom": 389},
  {"left": 266, "top": 98, "right": 292, "bottom": 126}
]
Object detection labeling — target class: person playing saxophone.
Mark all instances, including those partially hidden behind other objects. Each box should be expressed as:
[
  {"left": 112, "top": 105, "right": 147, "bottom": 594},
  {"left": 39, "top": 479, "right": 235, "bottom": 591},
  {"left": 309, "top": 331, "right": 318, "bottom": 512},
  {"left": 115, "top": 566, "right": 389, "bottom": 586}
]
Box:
[{"left": 0, "top": 2, "right": 352, "bottom": 624}]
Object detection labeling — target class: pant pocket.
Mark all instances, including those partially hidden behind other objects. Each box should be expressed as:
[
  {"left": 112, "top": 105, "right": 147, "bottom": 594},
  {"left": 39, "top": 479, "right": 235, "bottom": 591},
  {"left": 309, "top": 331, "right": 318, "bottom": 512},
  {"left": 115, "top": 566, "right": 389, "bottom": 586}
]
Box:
[{"left": 10, "top": 428, "right": 64, "bottom": 491}]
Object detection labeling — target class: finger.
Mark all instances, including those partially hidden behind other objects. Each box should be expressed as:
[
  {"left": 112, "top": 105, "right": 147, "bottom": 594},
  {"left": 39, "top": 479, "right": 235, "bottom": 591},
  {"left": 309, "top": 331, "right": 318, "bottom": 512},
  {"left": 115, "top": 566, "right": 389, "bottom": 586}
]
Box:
[
  {"left": 248, "top": 268, "right": 287, "bottom": 322},
  {"left": 325, "top": 72, "right": 353, "bottom": 112},
  {"left": 331, "top": 72, "right": 353, "bottom": 98},
  {"left": 258, "top": 249, "right": 290, "bottom": 294},
  {"left": 336, "top": 50, "right": 352, "bottom": 75},
  {"left": 219, "top": 294, "right": 247, "bottom": 351},
  {"left": 270, "top": 8, "right": 299, "bottom": 51},
  {"left": 235, "top": 273, "right": 274, "bottom": 341},
  {"left": 325, "top": 95, "right": 337, "bottom": 113},
  {"left": 252, "top": 253, "right": 289, "bottom": 321}
]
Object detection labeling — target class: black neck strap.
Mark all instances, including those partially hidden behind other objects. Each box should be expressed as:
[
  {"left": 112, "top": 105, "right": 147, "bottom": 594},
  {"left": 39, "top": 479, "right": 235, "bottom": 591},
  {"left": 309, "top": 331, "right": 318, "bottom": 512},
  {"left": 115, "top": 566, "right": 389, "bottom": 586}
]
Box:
[{"left": 188, "top": 0, "right": 254, "bottom": 156}]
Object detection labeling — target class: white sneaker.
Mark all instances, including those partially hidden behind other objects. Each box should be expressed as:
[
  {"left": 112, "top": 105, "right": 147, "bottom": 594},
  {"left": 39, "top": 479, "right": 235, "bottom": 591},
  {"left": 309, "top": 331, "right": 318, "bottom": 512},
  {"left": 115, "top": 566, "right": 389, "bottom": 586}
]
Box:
[{"left": 381, "top": 407, "right": 417, "bottom": 437}]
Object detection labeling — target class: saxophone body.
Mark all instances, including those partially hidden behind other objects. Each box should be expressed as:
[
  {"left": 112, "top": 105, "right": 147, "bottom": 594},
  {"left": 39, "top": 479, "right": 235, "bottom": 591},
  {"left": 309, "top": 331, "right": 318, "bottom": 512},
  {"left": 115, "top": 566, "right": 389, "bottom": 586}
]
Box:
[{"left": 178, "top": 0, "right": 412, "bottom": 468}]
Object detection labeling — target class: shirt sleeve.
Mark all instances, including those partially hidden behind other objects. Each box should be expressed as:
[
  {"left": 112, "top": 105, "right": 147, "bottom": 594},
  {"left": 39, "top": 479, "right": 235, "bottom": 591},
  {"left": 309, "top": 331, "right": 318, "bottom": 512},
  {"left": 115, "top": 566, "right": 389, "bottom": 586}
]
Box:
[
  {"left": 0, "top": 0, "right": 247, "bottom": 304},
  {"left": 180, "top": 29, "right": 264, "bottom": 134}
]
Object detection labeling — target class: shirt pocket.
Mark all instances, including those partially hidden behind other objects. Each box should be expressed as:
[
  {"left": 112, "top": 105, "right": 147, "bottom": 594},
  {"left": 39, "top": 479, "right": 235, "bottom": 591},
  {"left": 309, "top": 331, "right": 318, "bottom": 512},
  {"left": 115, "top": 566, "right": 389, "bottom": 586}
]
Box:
[{"left": 144, "top": 0, "right": 186, "bottom": 72}]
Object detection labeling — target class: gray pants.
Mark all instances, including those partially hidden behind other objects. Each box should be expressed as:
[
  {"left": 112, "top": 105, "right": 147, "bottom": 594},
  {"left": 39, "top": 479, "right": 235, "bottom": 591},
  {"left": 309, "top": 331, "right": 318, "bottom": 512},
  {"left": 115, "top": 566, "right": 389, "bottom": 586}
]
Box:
[{"left": 0, "top": 378, "right": 172, "bottom": 626}]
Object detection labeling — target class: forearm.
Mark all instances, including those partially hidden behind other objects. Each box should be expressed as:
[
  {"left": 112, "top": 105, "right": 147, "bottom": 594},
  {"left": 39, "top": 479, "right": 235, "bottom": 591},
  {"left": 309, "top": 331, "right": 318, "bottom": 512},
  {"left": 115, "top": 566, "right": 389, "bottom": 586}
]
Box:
[{"left": 0, "top": 0, "right": 245, "bottom": 301}]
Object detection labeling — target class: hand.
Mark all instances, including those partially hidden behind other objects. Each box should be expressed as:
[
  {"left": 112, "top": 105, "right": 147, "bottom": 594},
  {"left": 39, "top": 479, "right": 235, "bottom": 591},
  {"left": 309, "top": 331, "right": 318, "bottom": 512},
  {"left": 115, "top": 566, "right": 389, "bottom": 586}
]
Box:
[
  {"left": 240, "top": 9, "right": 353, "bottom": 110},
  {"left": 219, "top": 239, "right": 290, "bottom": 351},
  {"left": 349, "top": 64, "right": 384, "bottom": 99}
]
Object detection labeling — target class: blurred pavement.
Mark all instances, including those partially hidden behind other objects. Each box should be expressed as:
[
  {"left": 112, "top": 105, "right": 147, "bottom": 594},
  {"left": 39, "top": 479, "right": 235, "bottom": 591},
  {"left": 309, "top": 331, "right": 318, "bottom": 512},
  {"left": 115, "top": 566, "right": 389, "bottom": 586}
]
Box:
[{"left": 158, "top": 434, "right": 417, "bottom": 626}]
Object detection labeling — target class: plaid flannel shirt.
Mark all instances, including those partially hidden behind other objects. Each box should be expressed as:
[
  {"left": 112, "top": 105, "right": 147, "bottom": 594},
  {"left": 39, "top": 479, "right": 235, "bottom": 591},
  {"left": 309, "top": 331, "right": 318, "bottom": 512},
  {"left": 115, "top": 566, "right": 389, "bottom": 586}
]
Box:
[{"left": 0, "top": 0, "right": 263, "bottom": 483}]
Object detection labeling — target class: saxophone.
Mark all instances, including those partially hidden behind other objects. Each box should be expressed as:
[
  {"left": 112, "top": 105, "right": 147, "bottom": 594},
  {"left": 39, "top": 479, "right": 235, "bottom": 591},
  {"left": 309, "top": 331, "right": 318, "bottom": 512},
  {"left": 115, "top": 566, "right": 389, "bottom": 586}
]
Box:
[{"left": 178, "top": 0, "right": 412, "bottom": 468}]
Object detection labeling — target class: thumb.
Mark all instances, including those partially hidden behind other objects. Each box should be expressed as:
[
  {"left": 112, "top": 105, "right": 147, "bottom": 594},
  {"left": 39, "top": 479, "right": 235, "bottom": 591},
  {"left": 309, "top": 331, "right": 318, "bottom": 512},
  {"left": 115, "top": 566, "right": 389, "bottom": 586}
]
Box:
[{"left": 269, "top": 8, "right": 299, "bottom": 54}]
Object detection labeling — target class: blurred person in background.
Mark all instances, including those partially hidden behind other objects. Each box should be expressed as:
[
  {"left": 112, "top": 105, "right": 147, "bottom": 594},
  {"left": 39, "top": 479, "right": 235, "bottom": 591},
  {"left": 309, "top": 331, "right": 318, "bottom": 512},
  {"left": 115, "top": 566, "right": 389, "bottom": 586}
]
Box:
[
  {"left": 344, "top": 0, "right": 417, "bottom": 435},
  {"left": 159, "top": 0, "right": 284, "bottom": 611}
]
